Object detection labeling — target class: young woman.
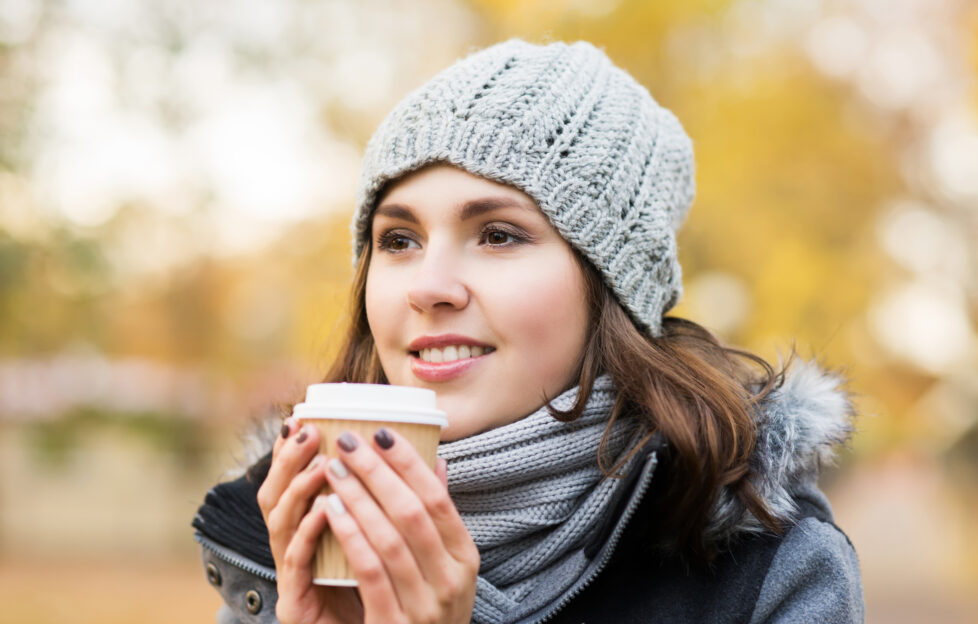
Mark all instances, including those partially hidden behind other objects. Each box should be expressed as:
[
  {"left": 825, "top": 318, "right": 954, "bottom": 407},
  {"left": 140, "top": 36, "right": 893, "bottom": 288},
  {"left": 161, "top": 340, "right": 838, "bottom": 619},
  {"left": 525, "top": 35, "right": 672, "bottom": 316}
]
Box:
[{"left": 193, "top": 39, "right": 864, "bottom": 624}]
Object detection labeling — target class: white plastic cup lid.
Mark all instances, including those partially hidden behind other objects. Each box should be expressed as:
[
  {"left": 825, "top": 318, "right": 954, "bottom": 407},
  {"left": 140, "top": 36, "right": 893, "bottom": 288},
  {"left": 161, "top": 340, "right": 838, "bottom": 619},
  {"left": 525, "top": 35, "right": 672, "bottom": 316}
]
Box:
[{"left": 293, "top": 383, "right": 447, "bottom": 427}]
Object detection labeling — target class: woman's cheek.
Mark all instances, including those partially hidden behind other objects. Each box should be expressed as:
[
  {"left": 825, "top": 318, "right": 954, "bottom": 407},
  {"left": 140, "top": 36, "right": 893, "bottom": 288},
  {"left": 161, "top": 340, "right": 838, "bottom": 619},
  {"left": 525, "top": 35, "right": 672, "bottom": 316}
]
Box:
[
  {"left": 498, "top": 266, "right": 588, "bottom": 382},
  {"left": 365, "top": 270, "right": 403, "bottom": 350}
]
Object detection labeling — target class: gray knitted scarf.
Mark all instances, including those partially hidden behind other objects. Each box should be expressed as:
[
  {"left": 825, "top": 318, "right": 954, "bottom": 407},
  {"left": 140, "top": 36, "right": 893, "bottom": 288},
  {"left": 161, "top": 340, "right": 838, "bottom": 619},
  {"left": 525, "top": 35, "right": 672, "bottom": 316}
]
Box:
[{"left": 438, "top": 376, "right": 643, "bottom": 623}]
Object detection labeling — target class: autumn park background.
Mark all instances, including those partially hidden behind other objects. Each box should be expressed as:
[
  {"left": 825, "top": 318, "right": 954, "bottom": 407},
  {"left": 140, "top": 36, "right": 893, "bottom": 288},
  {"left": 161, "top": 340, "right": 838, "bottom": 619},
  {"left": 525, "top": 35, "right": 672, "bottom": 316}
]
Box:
[{"left": 1, "top": 0, "right": 976, "bottom": 622}]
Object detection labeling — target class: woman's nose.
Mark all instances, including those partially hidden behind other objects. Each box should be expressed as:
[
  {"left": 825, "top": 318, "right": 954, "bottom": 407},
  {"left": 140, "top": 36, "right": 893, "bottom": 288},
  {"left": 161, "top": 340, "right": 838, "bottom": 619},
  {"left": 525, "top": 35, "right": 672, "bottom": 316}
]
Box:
[{"left": 406, "top": 251, "right": 469, "bottom": 313}]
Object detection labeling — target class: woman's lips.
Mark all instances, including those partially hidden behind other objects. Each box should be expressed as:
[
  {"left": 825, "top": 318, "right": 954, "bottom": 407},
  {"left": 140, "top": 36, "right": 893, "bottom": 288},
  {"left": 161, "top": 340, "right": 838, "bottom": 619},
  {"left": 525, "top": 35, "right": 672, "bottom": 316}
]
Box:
[{"left": 410, "top": 351, "right": 490, "bottom": 382}]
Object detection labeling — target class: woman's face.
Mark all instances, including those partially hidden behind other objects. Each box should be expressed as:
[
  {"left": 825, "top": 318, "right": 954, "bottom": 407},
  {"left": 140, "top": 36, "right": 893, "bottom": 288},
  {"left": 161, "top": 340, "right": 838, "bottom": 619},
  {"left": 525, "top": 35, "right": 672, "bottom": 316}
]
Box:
[{"left": 365, "top": 165, "right": 590, "bottom": 441}]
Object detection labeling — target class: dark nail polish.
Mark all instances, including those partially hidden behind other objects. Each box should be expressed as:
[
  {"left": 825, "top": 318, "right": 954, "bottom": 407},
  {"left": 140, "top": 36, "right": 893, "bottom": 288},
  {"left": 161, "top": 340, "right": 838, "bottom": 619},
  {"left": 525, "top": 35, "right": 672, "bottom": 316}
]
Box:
[
  {"left": 337, "top": 432, "right": 357, "bottom": 453},
  {"left": 280, "top": 422, "right": 290, "bottom": 439},
  {"left": 374, "top": 428, "right": 394, "bottom": 450},
  {"left": 296, "top": 429, "right": 308, "bottom": 444}
]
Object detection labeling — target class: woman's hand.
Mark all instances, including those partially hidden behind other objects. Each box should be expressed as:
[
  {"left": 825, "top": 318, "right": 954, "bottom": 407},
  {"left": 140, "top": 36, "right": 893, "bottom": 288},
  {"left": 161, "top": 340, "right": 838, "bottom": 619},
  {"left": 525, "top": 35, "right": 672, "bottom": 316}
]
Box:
[
  {"left": 320, "top": 427, "right": 479, "bottom": 624},
  {"left": 257, "top": 419, "right": 363, "bottom": 624},
  {"left": 257, "top": 419, "right": 479, "bottom": 624}
]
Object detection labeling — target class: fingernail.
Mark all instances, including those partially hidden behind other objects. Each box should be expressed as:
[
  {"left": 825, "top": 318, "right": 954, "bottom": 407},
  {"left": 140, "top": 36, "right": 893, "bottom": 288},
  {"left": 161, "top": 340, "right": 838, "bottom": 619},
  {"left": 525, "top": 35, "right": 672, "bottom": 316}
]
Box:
[
  {"left": 337, "top": 432, "right": 357, "bottom": 452},
  {"left": 280, "top": 421, "right": 291, "bottom": 439},
  {"left": 374, "top": 428, "right": 394, "bottom": 450},
  {"left": 326, "top": 493, "right": 346, "bottom": 515},
  {"left": 295, "top": 428, "right": 308, "bottom": 444},
  {"left": 305, "top": 455, "right": 324, "bottom": 473},
  {"left": 328, "top": 458, "right": 348, "bottom": 479}
]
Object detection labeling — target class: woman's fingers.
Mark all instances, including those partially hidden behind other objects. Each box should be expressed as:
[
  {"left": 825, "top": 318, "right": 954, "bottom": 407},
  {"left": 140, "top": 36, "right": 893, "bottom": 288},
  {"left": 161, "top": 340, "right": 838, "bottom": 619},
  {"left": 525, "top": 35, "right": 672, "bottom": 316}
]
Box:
[
  {"left": 321, "top": 493, "right": 405, "bottom": 624},
  {"left": 280, "top": 494, "right": 330, "bottom": 589},
  {"left": 274, "top": 489, "right": 369, "bottom": 624},
  {"left": 277, "top": 497, "right": 365, "bottom": 624},
  {"left": 324, "top": 453, "right": 437, "bottom": 616},
  {"left": 257, "top": 421, "right": 319, "bottom": 518},
  {"left": 329, "top": 431, "right": 478, "bottom": 607},
  {"left": 369, "top": 428, "right": 479, "bottom": 566},
  {"left": 255, "top": 417, "right": 293, "bottom": 520},
  {"left": 266, "top": 453, "right": 329, "bottom": 542},
  {"left": 257, "top": 421, "right": 324, "bottom": 568}
]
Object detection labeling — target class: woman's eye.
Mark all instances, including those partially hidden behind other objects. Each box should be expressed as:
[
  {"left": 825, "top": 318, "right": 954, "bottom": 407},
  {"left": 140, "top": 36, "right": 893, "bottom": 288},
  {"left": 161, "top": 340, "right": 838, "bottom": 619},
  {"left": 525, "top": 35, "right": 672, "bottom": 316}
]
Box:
[
  {"left": 377, "top": 231, "right": 417, "bottom": 252},
  {"left": 481, "top": 227, "right": 525, "bottom": 246},
  {"left": 388, "top": 236, "right": 411, "bottom": 250},
  {"left": 486, "top": 230, "right": 511, "bottom": 245}
]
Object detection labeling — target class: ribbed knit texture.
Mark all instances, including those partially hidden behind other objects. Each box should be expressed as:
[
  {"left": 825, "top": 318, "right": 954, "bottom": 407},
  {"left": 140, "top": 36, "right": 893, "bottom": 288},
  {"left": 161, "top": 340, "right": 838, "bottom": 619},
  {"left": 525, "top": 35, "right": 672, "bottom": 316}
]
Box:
[
  {"left": 438, "top": 376, "right": 644, "bottom": 623},
  {"left": 352, "top": 39, "right": 695, "bottom": 337}
]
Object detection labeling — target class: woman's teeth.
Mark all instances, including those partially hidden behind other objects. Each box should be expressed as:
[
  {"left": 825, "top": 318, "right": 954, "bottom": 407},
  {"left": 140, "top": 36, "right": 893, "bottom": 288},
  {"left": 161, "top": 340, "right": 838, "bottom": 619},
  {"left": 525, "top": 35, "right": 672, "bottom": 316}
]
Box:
[{"left": 418, "top": 345, "right": 489, "bottom": 363}]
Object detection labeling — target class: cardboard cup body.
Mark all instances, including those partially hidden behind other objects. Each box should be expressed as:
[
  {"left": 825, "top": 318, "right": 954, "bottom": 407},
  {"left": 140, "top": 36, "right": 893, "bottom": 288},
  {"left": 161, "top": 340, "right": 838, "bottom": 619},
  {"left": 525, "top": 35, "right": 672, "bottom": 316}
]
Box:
[
  {"left": 299, "top": 417, "right": 441, "bottom": 586},
  {"left": 292, "top": 384, "right": 446, "bottom": 586}
]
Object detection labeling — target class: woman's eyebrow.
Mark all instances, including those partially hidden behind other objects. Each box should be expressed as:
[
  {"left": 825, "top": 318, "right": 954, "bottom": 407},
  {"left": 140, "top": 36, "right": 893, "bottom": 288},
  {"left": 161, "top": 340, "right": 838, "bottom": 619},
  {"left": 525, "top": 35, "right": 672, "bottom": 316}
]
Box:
[
  {"left": 375, "top": 196, "right": 534, "bottom": 223},
  {"left": 374, "top": 203, "right": 418, "bottom": 223},
  {"left": 458, "top": 196, "right": 535, "bottom": 220}
]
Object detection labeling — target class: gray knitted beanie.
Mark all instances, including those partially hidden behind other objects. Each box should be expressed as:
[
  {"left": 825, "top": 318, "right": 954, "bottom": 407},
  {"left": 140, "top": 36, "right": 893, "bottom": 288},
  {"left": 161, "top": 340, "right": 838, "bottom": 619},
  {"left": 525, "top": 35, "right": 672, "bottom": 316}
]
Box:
[{"left": 352, "top": 39, "right": 695, "bottom": 337}]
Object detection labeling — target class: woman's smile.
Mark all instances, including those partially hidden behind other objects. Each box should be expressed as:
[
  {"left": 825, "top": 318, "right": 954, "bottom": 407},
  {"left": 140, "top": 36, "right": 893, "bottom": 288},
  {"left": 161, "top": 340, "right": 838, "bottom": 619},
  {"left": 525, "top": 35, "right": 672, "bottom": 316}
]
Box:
[
  {"left": 415, "top": 344, "right": 493, "bottom": 363},
  {"left": 407, "top": 333, "right": 496, "bottom": 382}
]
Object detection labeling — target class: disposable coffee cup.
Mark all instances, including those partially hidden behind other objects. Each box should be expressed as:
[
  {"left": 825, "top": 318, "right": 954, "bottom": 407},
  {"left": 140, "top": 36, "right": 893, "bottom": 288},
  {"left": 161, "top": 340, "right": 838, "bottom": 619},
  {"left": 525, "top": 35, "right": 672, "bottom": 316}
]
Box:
[{"left": 293, "top": 383, "right": 447, "bottom": 586}]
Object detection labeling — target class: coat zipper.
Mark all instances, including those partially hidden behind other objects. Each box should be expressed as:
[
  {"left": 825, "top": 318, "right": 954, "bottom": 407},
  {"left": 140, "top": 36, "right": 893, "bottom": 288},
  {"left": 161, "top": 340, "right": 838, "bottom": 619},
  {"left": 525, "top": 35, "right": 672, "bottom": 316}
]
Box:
[
  {"left": 195, "top": 532, "right": 278, "bottom": 582},
  {"left": 528, "top": 450, "right": 659, "bottom": 624}
]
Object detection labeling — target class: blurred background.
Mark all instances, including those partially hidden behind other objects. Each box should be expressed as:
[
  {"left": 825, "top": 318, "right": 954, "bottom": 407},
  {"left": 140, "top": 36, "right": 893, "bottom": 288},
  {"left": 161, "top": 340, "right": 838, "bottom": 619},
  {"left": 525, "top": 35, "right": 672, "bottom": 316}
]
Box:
[{"left": 1, "top": 0, "right": 976, "bottom": 622}]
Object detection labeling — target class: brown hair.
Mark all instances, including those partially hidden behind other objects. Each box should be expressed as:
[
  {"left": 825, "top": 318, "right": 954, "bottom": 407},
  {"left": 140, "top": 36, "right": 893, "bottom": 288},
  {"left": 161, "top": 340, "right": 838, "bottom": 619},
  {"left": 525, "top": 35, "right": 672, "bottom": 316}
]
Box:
[
  {"left": 549, "top": 254, "right": 787, "bottom": 561},
  {"left": 321, "top": 242, "right": 785, "bottom": 563}
]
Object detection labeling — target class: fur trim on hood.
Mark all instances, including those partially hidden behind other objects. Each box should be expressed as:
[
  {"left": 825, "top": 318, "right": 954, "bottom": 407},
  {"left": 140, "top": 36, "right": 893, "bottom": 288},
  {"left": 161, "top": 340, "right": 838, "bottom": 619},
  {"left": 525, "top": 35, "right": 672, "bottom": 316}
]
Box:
[
  {"left": 229, "top": 359, "right": 854, "bottom": 541},
  {"left": 707, "top": 359, "right": 855, "bottom": 541}
]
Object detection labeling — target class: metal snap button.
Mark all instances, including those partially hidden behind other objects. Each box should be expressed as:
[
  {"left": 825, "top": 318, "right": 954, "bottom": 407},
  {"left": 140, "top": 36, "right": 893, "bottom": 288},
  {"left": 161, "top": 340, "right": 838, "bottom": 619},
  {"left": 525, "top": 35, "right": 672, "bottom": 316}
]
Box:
[
  {"left": 245, "top": 589, "right": 263, "bottom": 614},
  {"left": 205, "top": 563, "right": 222, "bottom": 587}
]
